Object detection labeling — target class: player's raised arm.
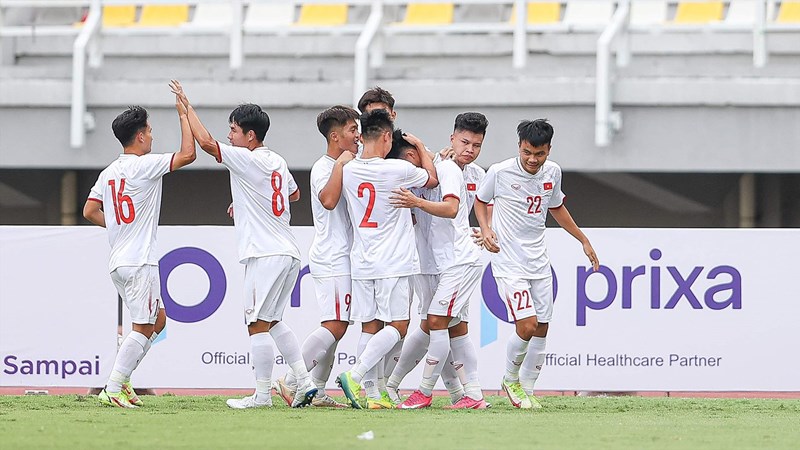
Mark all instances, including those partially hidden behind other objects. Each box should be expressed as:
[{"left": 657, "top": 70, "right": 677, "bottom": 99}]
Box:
[
  {"left": 414, "top": 138, "right": 438, "bottom": 189},
  {"left": 549, "top": 205, "right": 599, "bottom": 271},
  {"left": 318, "top": 150, "right": 353, "bottom": 210},
  {"left": 170, "top": 91, "right": 197, "bottom": 171},
  {"left": 390, "top": 187, "right": 458, "bottom": 219},
  {"left": 169, "top": 79, "right": 220, "bottom": 161}
]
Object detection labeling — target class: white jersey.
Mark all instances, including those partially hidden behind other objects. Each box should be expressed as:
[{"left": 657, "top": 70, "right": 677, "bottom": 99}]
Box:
[
  {"left": 88, "top": 153, "right": 174, "bottom": 272},
  {"left": 410, "top": 187, "right": 438, "bottom": 275},
  {"left": 343, "top": 157, "right": 430, "bottom": 280},
  {"left": 309, "top": 155, "right": 352, "bottom": 277},
  {"left": 463, "top": 162, "right": 486, "bottom": 213},
  {"left": 476, "top": 158, "right": 565, "bottom": 279},
  {"left": 217, "top": 142, "right": 300, "bottom": 263},
  {"left": 425, "top": 159, "right": 481, "bottom": 273}
]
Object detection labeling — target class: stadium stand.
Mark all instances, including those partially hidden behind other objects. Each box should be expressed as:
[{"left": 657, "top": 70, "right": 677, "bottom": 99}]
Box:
[{"left": 0, "top": 0, "right": 799, "bottom": 228}]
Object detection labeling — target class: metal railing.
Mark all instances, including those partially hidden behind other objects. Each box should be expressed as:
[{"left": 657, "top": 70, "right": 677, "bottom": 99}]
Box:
[{"left": 0, "top": 0, "right": 796, "bottom": 149}]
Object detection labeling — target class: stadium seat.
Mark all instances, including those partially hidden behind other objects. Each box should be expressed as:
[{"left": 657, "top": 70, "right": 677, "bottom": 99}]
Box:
[
  {"left": 296, "top": 4, "right": 349, "bottom": 26},
  {"left": 137, "top": 4, "right": 189, "bottom": 27},
  {"left": 188, "top": 3, "right": 233, "bottom": 28},
  {"left": 102, "top": 5, "right": 137, "bottom": 28},
  {"left": 509, "top": 2, "right": 562, "bottom": 24},
  {"left": 776, "top": 1, "right": 800, "bottom": 22},
  {"left": 673, "top": 1, "right": 724, "bottom": 23},
  {"left": 563, "top": 0, "right": 616, "bottom": 26},
  {"left": 630, "top": 1, "right": 668, "bottom": 26},
  {"left": 399, "top": 3, "right": 455, "bottom": 25},
  {"left": 243, "top": 3, "right": 295, "bottom": 28}
]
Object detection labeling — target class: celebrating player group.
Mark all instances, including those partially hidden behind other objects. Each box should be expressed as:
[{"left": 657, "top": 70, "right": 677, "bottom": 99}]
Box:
[{"left": 84, "top": 81, "right": 600, "bottom": 411}]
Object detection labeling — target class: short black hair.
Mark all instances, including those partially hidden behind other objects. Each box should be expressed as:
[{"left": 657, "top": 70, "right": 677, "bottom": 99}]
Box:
[
  {"left": 316, "top": 105, "right": 359, "bottom": 141},
  {"left": 112, "top": 106, "right": 148, "bottom": 147},
  {"left": 357, "top": 86, "right": 395, "bottom": 113},
  {"left": 454, "top": 112, "right": 488, "bottom": 136},
  {"left": 359, "top": 109, "right": 394, "bottom": 141},
  {"left": 229, "top": 103, "right": 270, "bottom": 142},
  {"left": 386, "top": 129, "right": 415, "bottom": 160},
  {"left": 517, "top": 119, "right": 554, "bottom": 147}
]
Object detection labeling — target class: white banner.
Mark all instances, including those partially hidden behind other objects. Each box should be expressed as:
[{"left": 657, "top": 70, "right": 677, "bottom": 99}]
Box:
[
  {"left": 0, "top": 227, "right": 118, "bottom": 387},
  {"left": 2, "top": 227, "right": 799, "bottom": 391}
]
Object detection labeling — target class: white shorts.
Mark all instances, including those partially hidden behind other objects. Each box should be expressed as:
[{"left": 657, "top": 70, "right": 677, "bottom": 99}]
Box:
[
  {"left": 495, "top": 276, "right": 553, "bottom": 323},
  {"left": 111, "top": 264, "right": 162, "bottom": 325},
  {"left": 243, "top": 255, "right": 300, "bottom": 325},
  {"left": 425, "top": 265, "right": 482, "bottom": 326},
  {"left": 352, "top": 276, "right": 413, "bottom": 323},
  {"left": 412, "top": 274, "right": 438, "bottom": 316},
  {"left": 312, "top": 275, "right": 353, "bottom": 323}
]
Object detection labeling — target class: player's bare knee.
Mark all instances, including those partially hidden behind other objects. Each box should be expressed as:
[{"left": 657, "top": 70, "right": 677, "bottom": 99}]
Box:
[
  {"left": 533, "top": 322, "right": 549, "bottom": 338},
  {"left": 448, "top": 321, "right": 469, "bottom": 338},
  {"left": 154, "top": 308, "right": 167, "bottom": 334},
  {"left": 132, "top": 323, "right": 154, "bottom": 338},
  {"left": 362, "top": 320, "right": 382, "bottom": 334},
  {"left": 322, "top": 320, "right": 348, "bottom": 340},
  {"left": 389, "top": 320, "right": 410, "bottom": 338},
  {"left": 516, "top": 318, "right": 539, "bottom": 340},
  {"left": 427, "top": 315, "right": 450, "bottom": 331},
  {"left": 420, "top": 319, "right": 430, "bottom": 334}
]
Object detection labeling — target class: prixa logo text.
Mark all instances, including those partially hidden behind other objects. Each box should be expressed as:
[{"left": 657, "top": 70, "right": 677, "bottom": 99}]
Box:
[{"left": 577, "top": 248, "right": 741, "bottom": 326}]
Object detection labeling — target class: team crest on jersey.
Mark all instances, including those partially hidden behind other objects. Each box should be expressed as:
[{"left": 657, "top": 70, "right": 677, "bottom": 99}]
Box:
[
  {"left": 543, "top": 182, "right": 553, "bottom": 190},
  {"left": 467, "top": 183, "right": 477, "bottom": 191},
  {"left": 511, "top": 184, "right": 521, "bottom": 190}
]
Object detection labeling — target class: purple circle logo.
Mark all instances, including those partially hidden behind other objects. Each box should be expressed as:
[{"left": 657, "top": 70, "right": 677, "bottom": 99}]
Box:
[
  {"left": 159, "top": 247, "right": 226, "bottom": 323},
  {"left": 480, "top": 263, "right": 558, "bottom": 323}
]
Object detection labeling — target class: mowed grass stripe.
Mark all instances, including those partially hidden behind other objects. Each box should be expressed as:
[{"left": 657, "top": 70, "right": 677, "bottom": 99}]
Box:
[{"left": 1, "top": 395, "right": 799, "bottom": 449}]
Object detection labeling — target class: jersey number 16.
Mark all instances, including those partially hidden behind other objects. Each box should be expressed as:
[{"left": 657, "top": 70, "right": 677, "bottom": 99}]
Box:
[{"left": 108, "top": 179, "right": 135, "bottom": 225}]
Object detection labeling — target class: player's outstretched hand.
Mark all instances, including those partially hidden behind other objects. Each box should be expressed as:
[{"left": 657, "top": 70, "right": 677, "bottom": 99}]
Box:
[
  {"left": 175, "top": 93, "right": 187, "bottom": 116},
  {"left": 439, "top": 146, "right": 455, "bottom": 161},
  {"left": 584, "top": 242, "right": 599, "bottom": 271},
  {"left": 336, "top": 150, "right": 355, "bottom": 166},
  {"left": 471, "top": 227, "right": 484, "bottom": 248},
  {"left": 169, "top": 79, "right": 189, "bottom": 107},
  {"left": 482, "top": 228, "right": 500, "bottom": 253},
  {"left": 390, "top": 188, "right": 419, "bottom": 209},
  {"left": 402, "top": 132, "right": 424, "bottom": 150}
]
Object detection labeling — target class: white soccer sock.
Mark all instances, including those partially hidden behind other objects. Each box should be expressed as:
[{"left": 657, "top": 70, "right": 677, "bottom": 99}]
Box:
[
  {"left": 441, "top": 352, "right": 465, "bottom": 403},
  {"left": 311, "top": 340, "right": 339, "bottom": 397},
  {"left": 450, "top": 333, "right": 482, "bottom": 400},
  {"left": 357, "top": 331, "right": 373, "bottom": 357},
  {"left": 377, "top": 356, "right": 386, "bottom": 392},
  {"left": 127, "top": 330, "right": 158, "bottom": 381},
  {"left": 387, "top": 327, "right": 429, "bottom": 389},
  {"left": 286, "top": 327, "right": 337, "bottom": 387},
  {"left": 302, "top": 327, "right": 336, "bottom": 371},
  {"left": 250, "top": 332, "right": 275, "bottom": 403},
  {"left": 352, "top": 326, "right": 400, "bottom": 383},
  {"left": 419, "top": 329, "right": 450, "bottom": 396},
  {"left": 520, "top": 336, "right": 547, "bottom": 395},
  {"left": 269, "top": 322, "right": 311, "bottom": 387},
  {"left": 107, "top": 331, "right": 148, "bottom": 392},
  {"left": 383, "top": 338, "right": 404, "bottom": 384},
  {"left": 505, "top": 332, "right": 530, "bottom": 383}
]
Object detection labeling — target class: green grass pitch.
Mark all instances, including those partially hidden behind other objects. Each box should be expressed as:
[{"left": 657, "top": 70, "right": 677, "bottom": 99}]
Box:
[{"left": 1, "top": 395, "right": 799, "bottom": 449}]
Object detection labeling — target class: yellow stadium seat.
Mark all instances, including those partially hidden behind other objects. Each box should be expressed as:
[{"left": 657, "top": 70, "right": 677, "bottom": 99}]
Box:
[
  {"left": 673, "top": 1, "right": 724, "bottom": 23},
  {"left": 137, "top": 5, "right": 189, "bottom": 27},
  {"left": 102, "top": 5, "right": 136, "bottom": 27},
  {"left": 509, "top": 3, "right": 561, "bottom": 25},
  {"left": 776, "top": 1, "right": 800, "bottom": 22},
  {"left": 400, "top": 3, "right": 455, "bottom": 25},
  {"left": 296, "top": 4, "right": 348, "bottom": 26}
]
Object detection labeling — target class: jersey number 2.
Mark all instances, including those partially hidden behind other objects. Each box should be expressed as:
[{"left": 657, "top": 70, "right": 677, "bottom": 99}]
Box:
[
  {"left": 108, "top": 179, "right": 135, "bottom": 225},
  {"left": 358, "top": 182, "right": 378, "bottom": 228}
]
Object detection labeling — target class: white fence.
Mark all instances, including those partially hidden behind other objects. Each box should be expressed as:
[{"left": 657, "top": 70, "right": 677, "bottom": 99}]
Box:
[{"left": 1, "top": 226, "right": 798, "bottom": 391}]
